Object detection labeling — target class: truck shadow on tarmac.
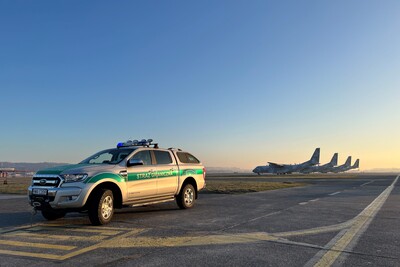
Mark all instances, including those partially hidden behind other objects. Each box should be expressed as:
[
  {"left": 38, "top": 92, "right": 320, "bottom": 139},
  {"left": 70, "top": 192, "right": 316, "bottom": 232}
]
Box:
[{"left": 0, "top": 212, "right": 42, "bottom": 228}]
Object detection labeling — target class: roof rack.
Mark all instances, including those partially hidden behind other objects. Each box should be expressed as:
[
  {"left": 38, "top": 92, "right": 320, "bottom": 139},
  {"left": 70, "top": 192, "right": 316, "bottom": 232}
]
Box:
[
  {"left": 117, "top": 139, "right": 158, "bottom": 148},
  {"left": 168, "top": 147, "right": 182, "bottom": 151}
]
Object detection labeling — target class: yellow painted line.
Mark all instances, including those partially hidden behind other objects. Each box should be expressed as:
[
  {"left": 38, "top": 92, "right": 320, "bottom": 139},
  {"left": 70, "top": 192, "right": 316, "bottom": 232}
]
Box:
[
  {"left": 0, "top": 223, "right": 42, "bottom": 235},
  {"left": 57, "top": 228, "right": 146, "bottom": 260},
  {"left": 311, "top": 175, "right": 399, "bottom": 267},
  {"left": 0, "top": 228, "right": 146, "bottom": 260},
  {"left": 0, "top": 240, "right": 76, "bottom": 250},
  {"left": 30, "top": 226, "right": 121, "bottom": 236},
  {"left": 10, "top": 232, "right": 107, "bottom": 242},
  {"left": 28, "top": 226, "right": 123, "bottom": 236},
  {"left": 177, "top": 232, "right": 279, "bottom": 247},
  {"left": 43, "top": 223, "right": 135, "bottom": 231},
  {"left": 0, "top": 249, "right": 63, "bottom": 260},
  {"left": 274, "top": 220, "right": 353, "bottom": 238},
  {"left": 67, "top": 228, "right": 122, "bottom": 236},
  {"left": 104, "top": 232, "right": 279, "bottom": 248}
]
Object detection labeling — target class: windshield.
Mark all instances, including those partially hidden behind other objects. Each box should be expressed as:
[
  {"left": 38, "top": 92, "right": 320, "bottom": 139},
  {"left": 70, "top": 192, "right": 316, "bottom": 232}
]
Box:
[{"left": 80, "top": 148, "right": 136, "bottom": 165}]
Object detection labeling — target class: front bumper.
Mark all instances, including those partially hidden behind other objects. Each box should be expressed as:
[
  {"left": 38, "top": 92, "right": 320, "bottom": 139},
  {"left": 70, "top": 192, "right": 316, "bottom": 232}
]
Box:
[{"left": 28, "top": 186, "right": 84, "bottom": 210}]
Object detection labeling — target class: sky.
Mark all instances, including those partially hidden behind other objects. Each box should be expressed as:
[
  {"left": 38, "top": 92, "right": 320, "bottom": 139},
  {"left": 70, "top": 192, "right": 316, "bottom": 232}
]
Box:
[{"left": 1, "top": 1, "right": 399, "bottom": 171}]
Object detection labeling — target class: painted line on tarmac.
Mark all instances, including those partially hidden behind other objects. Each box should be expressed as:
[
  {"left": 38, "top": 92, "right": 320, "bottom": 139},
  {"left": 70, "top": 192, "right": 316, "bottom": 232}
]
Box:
[
  {"left": 0, "top": 249, "right": 64, "bottom": 260},
  {"left": 56, "top": 228, "right": 146, "bottom": 260},
  {"left": 222, "top": 210, "right": 282, "bottom": 231},
  {"left": 0, "top": 224, "right": 146, "bottom": 261},
  {"left": 360, "top": 180, "right": 375, "bottom": 187},
  {"left": 0, "top": 223, "right": 43, "bottom": 235},
  {"left": 11, "top": 231, "right": 108, "bottom": 242},
  {"left": 43, "top": 222, "right": 137, "bottom": 231},
  {"left": 328, "top": 191, "right": 341, "bottom": 196},
  {"left": 27, "top": 225, "right": 122, "bottom": 236},
  {"left": 274, "top": 220, "right": 353, "bottom": 238},
  {"left": 0, "top": 239, "right": 76, "bottom": 250},
  {"left": 299, "top": 198, "right": 319, "bottom": 205},
  {"left": 53, "top": 227, "right": 122, "bottom": 236},
  {"left": 305, "top": 174, "right": 399, "bottom": 267}
]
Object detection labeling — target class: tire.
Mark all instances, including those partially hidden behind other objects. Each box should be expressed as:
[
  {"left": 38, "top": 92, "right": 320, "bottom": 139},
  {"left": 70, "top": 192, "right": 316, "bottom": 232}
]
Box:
[
  {"left": 176, "top": 183, "right": 196, "bottom": 209},
  {"left": 88, "top": 189, "right": 114, "bottom": 225},
  {"left": 41, "top": 209, "right": 66, "bottom": 221}
]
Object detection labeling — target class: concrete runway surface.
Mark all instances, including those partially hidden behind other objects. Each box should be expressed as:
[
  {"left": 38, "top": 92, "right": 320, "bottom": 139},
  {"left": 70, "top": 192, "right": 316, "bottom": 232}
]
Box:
[{"left": 0, "top": 173, "right": 399, "bottom": 266}]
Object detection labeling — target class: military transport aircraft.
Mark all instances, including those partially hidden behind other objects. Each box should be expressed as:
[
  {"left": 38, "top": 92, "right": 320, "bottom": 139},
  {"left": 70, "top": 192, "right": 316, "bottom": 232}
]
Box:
[
  {"left": 352, "top": 159, "right": 360, "bottom": 170},
  {"left": 330, "top": 156, "right": 352, "bottom": 173},
  {"left": 300, "top": 153, "right": 338, "bottom": 174},
  {"left": 252, "top": 148, "right": 320, "bottom": 175},
  {"left": 346, "top": 159, "right": 360, "bottom": 172}
]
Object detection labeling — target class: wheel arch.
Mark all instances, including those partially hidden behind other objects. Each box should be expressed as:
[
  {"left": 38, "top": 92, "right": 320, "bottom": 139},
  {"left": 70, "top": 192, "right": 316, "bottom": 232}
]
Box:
[
  {"left": 180, "top": 177, "right": 198, "bottom": 199},
  {"left": 86, "top": 181, "right": 123, "bottom": 209}
]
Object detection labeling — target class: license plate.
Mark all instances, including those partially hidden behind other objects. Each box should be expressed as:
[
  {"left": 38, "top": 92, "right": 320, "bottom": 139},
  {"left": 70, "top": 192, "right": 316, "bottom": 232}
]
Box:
[{"left": 33, "top": 188, "right": 48, "bottom": 196}]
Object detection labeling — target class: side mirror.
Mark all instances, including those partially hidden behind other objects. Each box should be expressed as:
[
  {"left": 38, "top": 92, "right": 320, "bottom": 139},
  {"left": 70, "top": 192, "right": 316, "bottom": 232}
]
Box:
[{"left": 127, "top": 159, "right": 144, "bottom": 167}]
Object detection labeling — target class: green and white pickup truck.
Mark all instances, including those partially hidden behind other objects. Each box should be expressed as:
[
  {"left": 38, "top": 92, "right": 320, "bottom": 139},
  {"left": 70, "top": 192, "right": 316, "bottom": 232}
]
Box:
[{"left": 28, "top": 139, "right": 206, "bottom": 225}]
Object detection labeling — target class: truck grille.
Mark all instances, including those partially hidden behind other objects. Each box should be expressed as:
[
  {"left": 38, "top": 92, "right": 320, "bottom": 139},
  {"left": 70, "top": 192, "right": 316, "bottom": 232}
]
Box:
[{"left": 32, "top": 175, "right": 62, "bottom": 188}]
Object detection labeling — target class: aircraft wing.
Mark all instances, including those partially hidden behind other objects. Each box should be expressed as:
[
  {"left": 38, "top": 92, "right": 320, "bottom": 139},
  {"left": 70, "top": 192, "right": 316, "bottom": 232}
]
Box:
[{"left": 268, "top": 162, "right": 284, "bottom": 168}]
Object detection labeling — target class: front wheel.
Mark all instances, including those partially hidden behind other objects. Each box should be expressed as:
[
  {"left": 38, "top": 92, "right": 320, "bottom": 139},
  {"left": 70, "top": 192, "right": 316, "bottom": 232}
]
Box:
[
  {"left": 176, "top": 183, "right": 196, "bottom": 209},
  {"left": 88, "top": 189, "right": 114, "bottom": 225}
]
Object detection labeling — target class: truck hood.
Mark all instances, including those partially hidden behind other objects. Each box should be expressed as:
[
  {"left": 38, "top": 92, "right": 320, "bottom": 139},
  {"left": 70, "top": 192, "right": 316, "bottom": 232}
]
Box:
[{"left": 35, "top": 164, "right": 119, "bottom": 176}]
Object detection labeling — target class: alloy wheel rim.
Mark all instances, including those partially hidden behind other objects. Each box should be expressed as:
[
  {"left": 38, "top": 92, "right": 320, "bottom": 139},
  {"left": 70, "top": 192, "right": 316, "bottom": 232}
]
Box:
[
  {"left": 101, "top": 195, "right": 113, "bottom": 219},
  {"left": 184, "top": 188, "right": 194, "bottom": 205}
]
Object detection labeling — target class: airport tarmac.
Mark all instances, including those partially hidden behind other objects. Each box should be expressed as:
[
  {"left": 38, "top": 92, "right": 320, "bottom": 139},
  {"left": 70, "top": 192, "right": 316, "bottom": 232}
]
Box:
[{"left": 0, "top": 173, "right": 399, "bottom": 266}]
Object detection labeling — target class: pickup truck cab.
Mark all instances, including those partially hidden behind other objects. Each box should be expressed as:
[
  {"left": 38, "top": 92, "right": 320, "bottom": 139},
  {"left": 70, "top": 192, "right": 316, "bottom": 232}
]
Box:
[{"left": 28, "top": 139, "right": 206, "bottom": 225}]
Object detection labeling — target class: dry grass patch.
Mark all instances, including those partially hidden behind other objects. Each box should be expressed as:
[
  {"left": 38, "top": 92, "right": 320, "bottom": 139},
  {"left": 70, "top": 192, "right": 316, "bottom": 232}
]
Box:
[
  {"left": 206, "top": 173, "right": 361, "bottom": 179},
  {"left": 0, "top": 176, "right": 32, "bottom": 195},
  {"left": 0, "top": 177, "right": 307, "bottom": 195},
  {"left": 203, "top": 180, "right": 305, "bottom": 194}
]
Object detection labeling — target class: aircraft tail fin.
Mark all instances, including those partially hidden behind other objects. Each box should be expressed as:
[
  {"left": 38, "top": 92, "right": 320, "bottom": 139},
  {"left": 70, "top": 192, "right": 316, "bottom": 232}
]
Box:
[
  {"left": 353, "top": 159, "right": 359, "bottom": 169},
  {"left": 330, "top": 153, "right": 338, "bottom": 166},
  {"left": 310, "top": 148, "right": 320, "bottom": 164},
  {"left": 344, "top": 156, "right": 352, "bottom": 167}
]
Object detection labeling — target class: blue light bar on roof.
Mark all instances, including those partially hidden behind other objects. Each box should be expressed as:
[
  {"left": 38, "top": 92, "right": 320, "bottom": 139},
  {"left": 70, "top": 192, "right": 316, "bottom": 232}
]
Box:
[{"left": 117, "top": 139, "right": 155, "bottom": 148}]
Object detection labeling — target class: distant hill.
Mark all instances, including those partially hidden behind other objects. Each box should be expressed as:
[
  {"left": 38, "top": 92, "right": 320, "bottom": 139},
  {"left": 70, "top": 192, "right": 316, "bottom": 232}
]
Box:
[
  {"left": 0, "top": 162, "right": 70, "bottom": 172},
  {"left": 367, "top": 168, "right": 400, "bottom": 173},
  {"left": 206, "top": 166, "right": 251, "bottom": 173}
]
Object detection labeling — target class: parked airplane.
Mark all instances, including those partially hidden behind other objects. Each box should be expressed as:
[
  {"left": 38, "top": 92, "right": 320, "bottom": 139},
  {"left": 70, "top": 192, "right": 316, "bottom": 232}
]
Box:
[
  {"left": 252, "top": 148, "right": 320, "bottom": 175},
  {"left": 330, "top": 156, "right": 352, "bottom": 173},
  {"left": 350, "top": 159, "right": 360, "bottom": 170},
  {"left": 300, "top": 153, "right": 338, "bottom": 174}
]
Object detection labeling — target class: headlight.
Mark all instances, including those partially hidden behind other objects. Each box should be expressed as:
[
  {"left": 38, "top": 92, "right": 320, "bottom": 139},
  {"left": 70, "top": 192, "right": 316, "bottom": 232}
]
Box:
[{"left": 60, "top": 174, "right": 88, "bottom": 183}]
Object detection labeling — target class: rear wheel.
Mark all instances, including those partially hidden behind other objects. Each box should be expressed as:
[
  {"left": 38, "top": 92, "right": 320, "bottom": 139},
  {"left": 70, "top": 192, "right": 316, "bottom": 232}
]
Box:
[
  {"left": 88, "top": 189, "right": 114, "bottom": 225},
  {"left": 41, "top": 209, "right": 66, "bottom": 221},
  {"left": 176, "top": 183, "right": 196, "bottom": 209}
]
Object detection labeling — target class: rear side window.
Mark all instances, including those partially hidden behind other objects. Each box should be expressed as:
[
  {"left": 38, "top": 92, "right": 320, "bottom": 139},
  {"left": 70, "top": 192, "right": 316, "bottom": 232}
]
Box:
[
  {"left": 154, "top": 150, "right": 173, "bottom": 165},
  {"left": 177, "top": 152, "right": 200, "bottom": 164}
]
